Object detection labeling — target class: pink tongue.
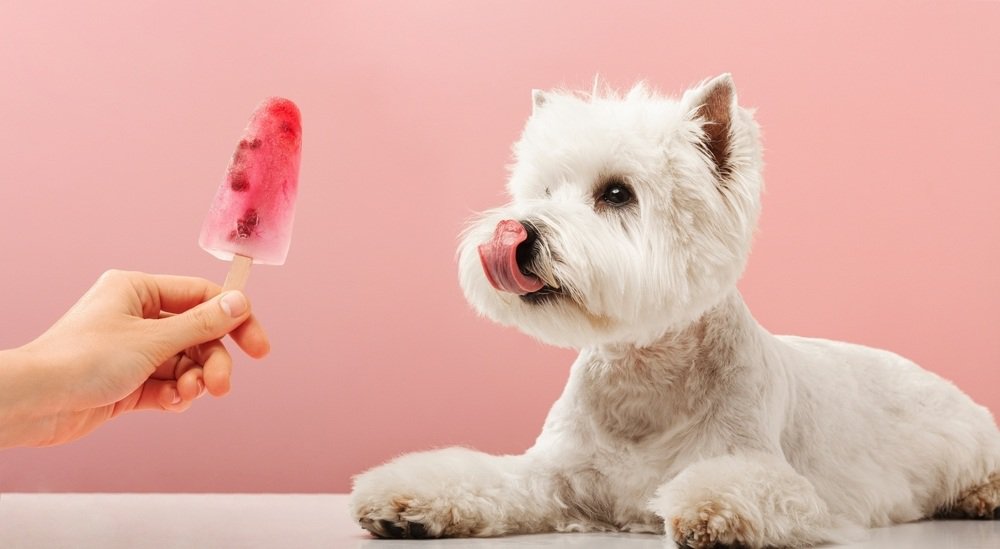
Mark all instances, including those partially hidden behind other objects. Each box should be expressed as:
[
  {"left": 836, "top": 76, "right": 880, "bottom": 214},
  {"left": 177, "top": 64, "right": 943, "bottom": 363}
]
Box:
[{"left": 478, "top": 220, "right": 545, "bottom": 295}]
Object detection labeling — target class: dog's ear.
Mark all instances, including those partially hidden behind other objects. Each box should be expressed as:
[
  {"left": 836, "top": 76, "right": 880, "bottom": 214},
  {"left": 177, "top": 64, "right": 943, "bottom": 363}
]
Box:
[
  {"left": 531, "top": 89, "right": 547, "bottom": 116},
  {"left": 682, "top": 74, "right": 737, "bottom": 179}
]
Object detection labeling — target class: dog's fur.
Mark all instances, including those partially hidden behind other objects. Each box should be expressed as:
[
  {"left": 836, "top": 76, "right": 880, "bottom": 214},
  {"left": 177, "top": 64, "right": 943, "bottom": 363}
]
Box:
[{"left": 349, "top": 75, "right": 1000, "bottom": 548}]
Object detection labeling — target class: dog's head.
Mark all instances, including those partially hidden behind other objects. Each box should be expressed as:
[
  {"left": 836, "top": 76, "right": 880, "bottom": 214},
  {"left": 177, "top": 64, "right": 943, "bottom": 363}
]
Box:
[{"left": 458, "top": 75, "right": 763, "bottom": 348}]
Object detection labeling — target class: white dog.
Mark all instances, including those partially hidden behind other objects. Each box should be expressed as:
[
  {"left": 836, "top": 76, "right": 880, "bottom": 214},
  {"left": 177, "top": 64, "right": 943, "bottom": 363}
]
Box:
[{"left": 350, "top": 75, "right": 1000, "bottom": 548}]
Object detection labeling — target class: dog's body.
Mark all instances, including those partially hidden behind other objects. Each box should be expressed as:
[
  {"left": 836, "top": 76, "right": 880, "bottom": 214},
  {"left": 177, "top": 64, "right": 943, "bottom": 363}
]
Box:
[{"left": 350, "top": 75, "right": 1000, "bottom": 548}]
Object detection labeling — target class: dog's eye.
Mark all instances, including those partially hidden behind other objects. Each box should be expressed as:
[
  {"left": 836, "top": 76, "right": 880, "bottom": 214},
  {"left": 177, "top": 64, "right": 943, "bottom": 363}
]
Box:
[{"left": 600, "top": 182, "right": 634, "bottom": 207}]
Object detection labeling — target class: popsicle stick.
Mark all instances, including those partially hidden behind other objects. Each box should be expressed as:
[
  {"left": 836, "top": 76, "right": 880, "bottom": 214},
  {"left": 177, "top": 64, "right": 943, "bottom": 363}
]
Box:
[{"left": 223, "top": 254, "right": 253, "bottom": 291}]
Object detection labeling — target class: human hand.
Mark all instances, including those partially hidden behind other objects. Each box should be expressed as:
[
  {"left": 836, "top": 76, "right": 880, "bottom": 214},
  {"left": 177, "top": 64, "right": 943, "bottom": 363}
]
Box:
[{"left": 0, "top": 270, "right": 270, "bottom": 448}]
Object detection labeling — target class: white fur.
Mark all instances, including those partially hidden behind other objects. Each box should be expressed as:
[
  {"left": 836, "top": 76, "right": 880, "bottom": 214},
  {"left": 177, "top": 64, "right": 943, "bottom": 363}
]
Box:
[{"left": 350, "top": 75, "right": 1000, "bottom": 548}]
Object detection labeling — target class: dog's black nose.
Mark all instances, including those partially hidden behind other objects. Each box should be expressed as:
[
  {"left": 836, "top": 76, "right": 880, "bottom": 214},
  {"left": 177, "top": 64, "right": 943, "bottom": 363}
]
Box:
[{"left": 514, "top": 220, "right": 539, "bottom": 273}]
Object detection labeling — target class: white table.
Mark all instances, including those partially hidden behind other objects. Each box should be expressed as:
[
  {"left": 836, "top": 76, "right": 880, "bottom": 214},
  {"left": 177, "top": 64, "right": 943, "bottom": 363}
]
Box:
[{"left": 1, "top": 494, "right": 998, "bottom": 548}]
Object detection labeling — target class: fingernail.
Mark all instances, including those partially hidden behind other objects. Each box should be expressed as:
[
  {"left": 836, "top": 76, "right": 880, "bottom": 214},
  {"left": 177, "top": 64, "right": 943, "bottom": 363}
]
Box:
[
  {"left": 196, "top": 379, "right": 205, "bottom": 397},
  {"left": 170, "top": 388, "right": 182, "bottom": 405},
  {"left": 219, "top": 291, "right": 248, "bottom": 318}
]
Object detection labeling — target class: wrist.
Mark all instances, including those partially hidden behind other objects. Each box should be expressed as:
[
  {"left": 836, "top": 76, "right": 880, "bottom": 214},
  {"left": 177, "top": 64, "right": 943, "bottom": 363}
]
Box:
[{"left": 0, "top": 344, "right": 60, "bottom": 448}]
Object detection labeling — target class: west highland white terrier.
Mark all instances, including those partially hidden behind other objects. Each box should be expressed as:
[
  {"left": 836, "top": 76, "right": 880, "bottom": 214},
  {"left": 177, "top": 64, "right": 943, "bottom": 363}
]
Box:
[{"left": 350, "top": 74, "right": 1000, "bottom": 548}]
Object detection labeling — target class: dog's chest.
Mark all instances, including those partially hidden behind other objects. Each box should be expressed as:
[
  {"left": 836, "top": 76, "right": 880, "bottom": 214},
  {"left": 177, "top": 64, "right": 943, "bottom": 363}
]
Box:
[
  {"left": 549, "top": 351, "right": 719, "bottom": 531},
  {"left": 576, "top": 347, "right": 695, "bottom": 443}
]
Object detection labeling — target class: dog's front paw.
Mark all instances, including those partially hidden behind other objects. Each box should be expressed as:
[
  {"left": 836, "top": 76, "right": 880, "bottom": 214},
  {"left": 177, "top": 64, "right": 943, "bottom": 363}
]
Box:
[
  {"left": 349, "top": 447, "right": 519, "bottom": 538},
  {"left": 668, "top": 500, "right": 753, "bottom": 549},
  {"left": 354, "top": 495, "right": 462, "bottom": 539},
  {"left": 936, "top": 473, "right": 1000, "bottom": 520},
  {"left": 651, "top": 455, "right": 843, "bottom": 548},
  {"left": 351, "top": 476, "right": 496, "bottom": 539}
]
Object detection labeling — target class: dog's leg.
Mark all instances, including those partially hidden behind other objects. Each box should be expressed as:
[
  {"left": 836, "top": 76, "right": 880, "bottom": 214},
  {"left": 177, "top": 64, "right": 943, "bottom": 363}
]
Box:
[
  {"left": 650, "top": 454, "right": 854, "bottom": 549},
  {"left": 349, "top": 446, "right": 557, "bottom": 538}
]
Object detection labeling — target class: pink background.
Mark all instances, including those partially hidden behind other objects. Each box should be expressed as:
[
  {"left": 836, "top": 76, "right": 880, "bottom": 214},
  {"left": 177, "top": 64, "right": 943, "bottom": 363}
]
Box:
[{"left": 1, "top": 1, "right": 997, "bottom": 493}]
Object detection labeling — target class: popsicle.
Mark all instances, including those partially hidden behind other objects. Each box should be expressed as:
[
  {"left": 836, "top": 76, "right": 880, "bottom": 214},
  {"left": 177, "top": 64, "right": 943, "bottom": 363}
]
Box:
[{"left": 199, "top": 97, "right": 302, "bottom": 290}]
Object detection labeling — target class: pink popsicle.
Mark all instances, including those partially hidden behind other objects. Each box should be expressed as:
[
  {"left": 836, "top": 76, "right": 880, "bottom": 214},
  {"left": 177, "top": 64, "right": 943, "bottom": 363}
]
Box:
[{"left": 199, "top": 97, "right": 302, "bottom": 289}]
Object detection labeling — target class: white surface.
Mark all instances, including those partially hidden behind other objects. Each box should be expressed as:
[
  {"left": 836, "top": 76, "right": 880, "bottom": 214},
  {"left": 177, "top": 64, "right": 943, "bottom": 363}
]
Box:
[{"left": 0, "top": 493, "right": 998, "bottom": 548}]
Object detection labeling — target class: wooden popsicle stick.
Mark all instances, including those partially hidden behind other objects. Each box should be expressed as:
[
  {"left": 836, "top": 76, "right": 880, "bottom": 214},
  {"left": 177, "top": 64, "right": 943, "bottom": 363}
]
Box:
[{"left": 222, "top": 254, "right": 253, "bottom": 291}]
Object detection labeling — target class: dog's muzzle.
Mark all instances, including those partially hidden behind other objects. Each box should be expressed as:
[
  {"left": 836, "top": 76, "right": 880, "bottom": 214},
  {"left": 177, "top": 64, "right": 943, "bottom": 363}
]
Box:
[{"left": 477, "top": 220, "right": 545, "bottom": 295}]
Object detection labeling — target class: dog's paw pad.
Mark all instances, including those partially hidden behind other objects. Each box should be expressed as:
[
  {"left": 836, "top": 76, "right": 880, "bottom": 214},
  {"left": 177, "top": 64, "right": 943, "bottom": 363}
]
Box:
[{"left": 993, "top": 507, "right": 1000, "bottom": 520}]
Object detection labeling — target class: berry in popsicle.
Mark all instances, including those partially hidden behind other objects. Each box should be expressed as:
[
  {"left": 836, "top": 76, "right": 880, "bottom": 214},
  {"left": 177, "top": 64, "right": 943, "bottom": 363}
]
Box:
[{"left": 199, "top": 97, "right": 302, "bottom": 290}]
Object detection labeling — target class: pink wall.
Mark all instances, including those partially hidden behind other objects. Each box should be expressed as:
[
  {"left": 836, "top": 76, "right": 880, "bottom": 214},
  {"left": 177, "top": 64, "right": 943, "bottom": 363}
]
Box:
[{"left": 0, "top": 1, "right": 997, "bottom": 493}]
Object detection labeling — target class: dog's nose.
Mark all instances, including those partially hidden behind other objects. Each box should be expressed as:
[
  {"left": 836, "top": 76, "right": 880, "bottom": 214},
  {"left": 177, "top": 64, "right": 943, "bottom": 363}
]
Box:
[
  {"left": 477, "top": 219, "right": 545, "bottom": 295},
  {"left": 515, "top": 221, "right": 539, "bottom": 271}
]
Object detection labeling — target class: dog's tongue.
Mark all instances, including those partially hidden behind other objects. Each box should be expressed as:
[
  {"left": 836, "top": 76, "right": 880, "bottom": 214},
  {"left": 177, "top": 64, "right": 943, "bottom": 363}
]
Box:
[{"left": 478, "top": 220, "right": 545, "bottom": 295}]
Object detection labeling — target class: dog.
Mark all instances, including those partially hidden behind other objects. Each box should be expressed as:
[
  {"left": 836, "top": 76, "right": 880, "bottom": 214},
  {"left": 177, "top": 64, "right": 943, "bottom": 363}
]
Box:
[{"left": 349, "top": 74, "right": 1000, "bottom": 548}]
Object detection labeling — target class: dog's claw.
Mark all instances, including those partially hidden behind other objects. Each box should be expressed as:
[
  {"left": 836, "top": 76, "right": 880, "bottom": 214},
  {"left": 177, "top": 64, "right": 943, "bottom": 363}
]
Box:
[
  {"left": 358, "top": 518, "right": 378, "bottom": 537},
  {"left": 358, "top": 517, "right": 431, "bottom": 539},
  {"left": 994, "top": 507, "right": 1000, "bottom": 520},
  {"left": 359, "top": 517, "right": 405, "bottom": 539},
  {"left": 379, "top": 519, "right": 405, "bottom": 538},
  {"left": 408, "top": 522, "right": 429, "bottom": 538}
]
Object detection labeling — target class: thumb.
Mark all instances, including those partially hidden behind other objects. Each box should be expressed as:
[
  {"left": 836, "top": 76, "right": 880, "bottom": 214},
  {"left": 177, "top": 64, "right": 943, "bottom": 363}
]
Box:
[{"left": 158, "top": 290, "right": 251, "bottom": 350}]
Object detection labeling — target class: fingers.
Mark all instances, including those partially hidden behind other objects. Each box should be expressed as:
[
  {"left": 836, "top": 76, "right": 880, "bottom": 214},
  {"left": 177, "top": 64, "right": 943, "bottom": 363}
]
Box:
[
  {"left": 130, "top": 379, "right": 195, "bottom": 412},
  {"left": 153, "top": 291, "right": 252, "bottom": 359},
  {"left": 137, "top": 272, "right": 269, "bottom": 360},
  {"left": 153, "top": 341, "right": 233, "bottom": 396},
  {"left": 187, "top": 339, "right": 233, "bottom": 397},
  {"left": 176, "top": 366, "right": 204, "bottom": 400},
  {"left": 143, "top": 276, "right": 269, "bottom": 351},
  {"left": 229, "top": 314, "right": 271, "bottom": 358},
  {"left": 129, "top": 340, "right": 231, "bottom": 415},
  {"left": 144, "top": 274, "right": 223, "bottom": 316},
  {"left": 157, "top": 309, "right": 269, "bottom": 360},
  {"left": 129, "top": 371, "right": 218, "bottom": 413}
]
